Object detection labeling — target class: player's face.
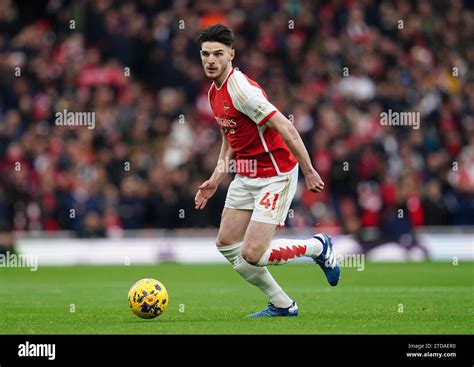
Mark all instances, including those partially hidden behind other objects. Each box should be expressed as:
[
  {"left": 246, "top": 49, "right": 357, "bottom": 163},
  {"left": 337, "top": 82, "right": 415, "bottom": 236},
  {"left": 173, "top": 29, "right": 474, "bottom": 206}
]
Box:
[{"left": 200, "top": 42, "right": 234, "bottom": 80}]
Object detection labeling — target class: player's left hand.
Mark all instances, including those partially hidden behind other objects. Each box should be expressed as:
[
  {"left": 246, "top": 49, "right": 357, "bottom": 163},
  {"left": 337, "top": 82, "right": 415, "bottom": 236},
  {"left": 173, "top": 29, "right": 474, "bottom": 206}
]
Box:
[{"left": 304, "top": 169, "right": 324, "bottom": 193}]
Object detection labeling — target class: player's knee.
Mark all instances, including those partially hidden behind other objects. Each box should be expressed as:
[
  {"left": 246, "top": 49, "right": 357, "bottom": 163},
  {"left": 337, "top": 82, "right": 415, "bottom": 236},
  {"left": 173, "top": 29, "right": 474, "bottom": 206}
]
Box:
[
  {"left": 216, "top": 233, "right": 233, "bottom": 248},
  {"left": 241, "top": 247, "right": 260, "bottom": 265}
]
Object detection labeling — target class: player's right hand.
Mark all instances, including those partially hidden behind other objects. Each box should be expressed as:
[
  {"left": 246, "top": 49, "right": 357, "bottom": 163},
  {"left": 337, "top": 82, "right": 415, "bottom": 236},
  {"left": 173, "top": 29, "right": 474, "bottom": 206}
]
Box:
[{"left": 195, "top": 179, "right": 218, "bottom": 209}]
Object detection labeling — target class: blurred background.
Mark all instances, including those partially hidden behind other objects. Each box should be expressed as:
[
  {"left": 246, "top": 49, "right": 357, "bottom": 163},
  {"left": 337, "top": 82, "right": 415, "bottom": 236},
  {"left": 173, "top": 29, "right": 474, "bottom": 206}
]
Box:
[{"left": 0, "top": 0, "right": 473, "bottom": 262}]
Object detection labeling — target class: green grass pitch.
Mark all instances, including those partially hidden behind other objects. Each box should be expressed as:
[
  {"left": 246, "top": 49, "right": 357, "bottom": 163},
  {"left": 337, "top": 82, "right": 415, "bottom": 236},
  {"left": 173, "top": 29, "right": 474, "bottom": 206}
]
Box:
[{"left": 0, "top": 262, "right": 472, "bottom": 334}]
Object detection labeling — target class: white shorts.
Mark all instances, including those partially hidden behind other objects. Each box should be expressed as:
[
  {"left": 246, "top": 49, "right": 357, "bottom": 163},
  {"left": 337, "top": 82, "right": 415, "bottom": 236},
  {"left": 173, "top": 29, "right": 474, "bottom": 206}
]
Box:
[{"left": 224, "top": 165, "right": 298, "bottom": 226}]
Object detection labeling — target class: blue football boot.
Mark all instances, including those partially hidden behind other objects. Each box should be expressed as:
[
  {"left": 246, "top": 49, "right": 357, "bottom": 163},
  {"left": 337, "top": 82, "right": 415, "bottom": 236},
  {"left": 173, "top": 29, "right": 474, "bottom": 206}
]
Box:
[
  {"left": 313, "top": 233, "right": 340, "bottom": 286},
  {"left": 247, "top": 301, "right": 299, "bottom": 318}
]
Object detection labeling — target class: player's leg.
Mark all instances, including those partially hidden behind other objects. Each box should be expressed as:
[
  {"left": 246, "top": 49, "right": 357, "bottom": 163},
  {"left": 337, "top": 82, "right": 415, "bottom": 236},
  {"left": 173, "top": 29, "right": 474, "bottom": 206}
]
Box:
[
  {"left": 216, "top": 176, "right": 293, "bottom": 310},
  {"left": 216, "top": 207, "right": 251, "bottom": 248},
  {"left": 242, "top": 220, "right": 323, "bottom": 265},
  {"left": 243, "top": 166, "right": 340, "bottom": 286},
  {"left": 243, "top": 220, "right": 339, "bottom": 285},
  {"left": 242, "top": 166, "right": 323, "bottom": 265}
]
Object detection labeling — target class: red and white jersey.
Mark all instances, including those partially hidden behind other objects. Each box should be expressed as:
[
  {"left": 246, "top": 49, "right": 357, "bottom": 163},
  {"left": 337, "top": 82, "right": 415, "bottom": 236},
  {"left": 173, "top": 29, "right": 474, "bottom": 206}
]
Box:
[{"left": 208, "top": 67, "right": 297, "bottom": 178}]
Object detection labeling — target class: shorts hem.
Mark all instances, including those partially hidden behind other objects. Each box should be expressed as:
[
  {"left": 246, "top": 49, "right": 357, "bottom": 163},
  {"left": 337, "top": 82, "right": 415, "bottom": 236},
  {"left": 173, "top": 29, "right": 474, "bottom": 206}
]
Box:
[
  {"left": 224, "top": 204, "right": 254, "bottom": 211},
  {"left": 249, "top": 216, "right": 282, "bottom": 226}
]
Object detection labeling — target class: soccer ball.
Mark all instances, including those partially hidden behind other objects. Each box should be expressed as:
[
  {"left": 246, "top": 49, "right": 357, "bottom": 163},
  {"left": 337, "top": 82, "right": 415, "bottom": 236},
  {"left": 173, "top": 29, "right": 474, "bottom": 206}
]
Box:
[{"left": 128, "top": 278, "right": 169, "bottom": 319}]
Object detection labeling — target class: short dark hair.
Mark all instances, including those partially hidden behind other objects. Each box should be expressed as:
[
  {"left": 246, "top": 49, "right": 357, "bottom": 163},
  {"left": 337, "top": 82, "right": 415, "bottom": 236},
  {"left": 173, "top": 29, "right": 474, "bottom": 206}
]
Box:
[{"left": 198, "top": 24, "right": 234, "bottom": 48}]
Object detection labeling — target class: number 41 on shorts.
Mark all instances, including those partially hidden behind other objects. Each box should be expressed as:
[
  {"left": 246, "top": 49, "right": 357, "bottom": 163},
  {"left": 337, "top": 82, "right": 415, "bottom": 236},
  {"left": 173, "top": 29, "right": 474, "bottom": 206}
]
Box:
[{"left": 259, "top": 192, "right": 279, "bottom": 210}]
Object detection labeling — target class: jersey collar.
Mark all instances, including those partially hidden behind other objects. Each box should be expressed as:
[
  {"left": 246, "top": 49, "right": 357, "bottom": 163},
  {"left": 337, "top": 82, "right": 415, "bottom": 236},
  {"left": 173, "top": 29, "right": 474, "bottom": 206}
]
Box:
[{"left": 213, "top": 66, "right": 235, "bottom": 90}]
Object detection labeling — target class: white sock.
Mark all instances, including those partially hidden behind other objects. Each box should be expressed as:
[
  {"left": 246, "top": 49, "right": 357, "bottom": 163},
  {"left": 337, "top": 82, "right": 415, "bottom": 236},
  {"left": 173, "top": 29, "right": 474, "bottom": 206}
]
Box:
[
  {"left": 218, "top": 242, "right": 293, "bottom": 308},
  {"left": 256, "top": 235, "right": 324, "bottom": 266}
]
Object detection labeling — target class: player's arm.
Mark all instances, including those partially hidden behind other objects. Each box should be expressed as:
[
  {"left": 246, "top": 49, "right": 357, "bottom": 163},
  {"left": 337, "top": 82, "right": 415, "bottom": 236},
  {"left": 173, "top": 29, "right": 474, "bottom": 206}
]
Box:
[
  {"left": 266, "top": 112, "right": 324, "bottom": 193},
  {"left": 213, "top": 129, "right": 234, "bottom": 184},
  {"left": 195, "top": 130, "right": 234, "bottom": 209}
]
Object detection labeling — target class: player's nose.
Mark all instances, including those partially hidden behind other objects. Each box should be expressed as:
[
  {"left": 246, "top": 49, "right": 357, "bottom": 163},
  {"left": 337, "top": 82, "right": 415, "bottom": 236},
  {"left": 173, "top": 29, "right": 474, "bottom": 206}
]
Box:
[{"left": 208, "top": 54, "right": 216, "bottom": 63}]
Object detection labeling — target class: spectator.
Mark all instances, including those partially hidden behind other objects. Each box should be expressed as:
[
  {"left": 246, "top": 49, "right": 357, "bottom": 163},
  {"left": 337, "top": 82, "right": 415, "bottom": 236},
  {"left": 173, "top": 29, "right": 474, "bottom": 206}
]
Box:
[{"left": 0, "top": 0, "right": 473, "bottom": 237}]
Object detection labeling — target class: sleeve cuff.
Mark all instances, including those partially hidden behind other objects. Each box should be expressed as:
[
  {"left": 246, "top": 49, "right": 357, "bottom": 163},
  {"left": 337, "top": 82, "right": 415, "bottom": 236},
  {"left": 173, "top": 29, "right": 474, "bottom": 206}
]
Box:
[{"left": 257, "top": 110, "right": 277, "bottom": 126}]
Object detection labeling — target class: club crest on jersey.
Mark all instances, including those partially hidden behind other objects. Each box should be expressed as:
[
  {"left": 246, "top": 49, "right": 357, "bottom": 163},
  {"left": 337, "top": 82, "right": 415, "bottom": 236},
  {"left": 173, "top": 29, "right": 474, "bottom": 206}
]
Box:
[{"left": 223, "top": 101, "right": 230, "bottom": 114}]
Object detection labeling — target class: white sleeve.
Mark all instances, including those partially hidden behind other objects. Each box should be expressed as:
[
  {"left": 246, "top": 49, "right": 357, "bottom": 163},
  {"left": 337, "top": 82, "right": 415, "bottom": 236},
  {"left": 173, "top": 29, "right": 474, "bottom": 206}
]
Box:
[{"left": 227, "top": 71, "right": 277, "bottom": 125}]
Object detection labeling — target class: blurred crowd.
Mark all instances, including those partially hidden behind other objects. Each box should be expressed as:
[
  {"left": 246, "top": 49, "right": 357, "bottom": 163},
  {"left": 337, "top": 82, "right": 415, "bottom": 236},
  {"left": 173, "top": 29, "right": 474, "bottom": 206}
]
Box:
[{"left": 0, "top": 0, "right": 473, "bottom": 241}]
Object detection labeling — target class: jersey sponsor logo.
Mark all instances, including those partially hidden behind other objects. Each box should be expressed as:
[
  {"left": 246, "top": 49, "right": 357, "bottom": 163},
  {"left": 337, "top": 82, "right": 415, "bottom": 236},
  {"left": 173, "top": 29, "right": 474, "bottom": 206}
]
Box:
[
  {"left": 215, "top": 116, "right": 237, "bottom": 134},
  {"left": 252, "top": 103, "right": 269, "bottom": 121}
]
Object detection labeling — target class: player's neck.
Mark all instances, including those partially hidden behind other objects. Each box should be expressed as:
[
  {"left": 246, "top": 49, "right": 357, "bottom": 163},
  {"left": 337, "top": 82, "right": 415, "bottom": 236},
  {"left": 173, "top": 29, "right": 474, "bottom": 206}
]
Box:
[{"left": 213, "top": 64, "right": 233, "bottom": 89}]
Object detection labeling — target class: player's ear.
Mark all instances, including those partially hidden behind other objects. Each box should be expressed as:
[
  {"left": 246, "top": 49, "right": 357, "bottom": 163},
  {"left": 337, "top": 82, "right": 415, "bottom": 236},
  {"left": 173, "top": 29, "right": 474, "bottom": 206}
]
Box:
[{"left": 230, "top": 48, "right": 235, "bottom": 60}]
